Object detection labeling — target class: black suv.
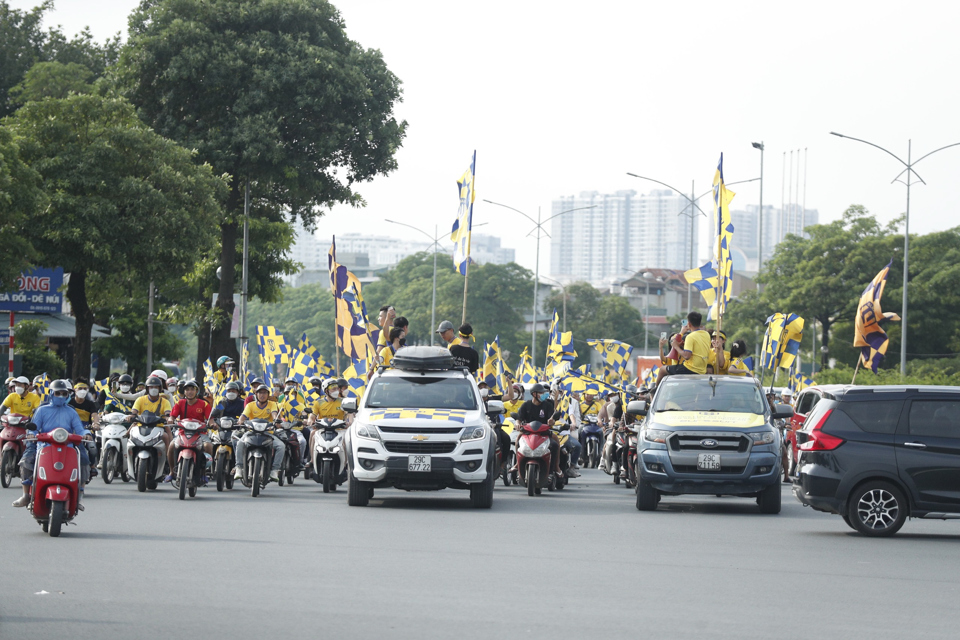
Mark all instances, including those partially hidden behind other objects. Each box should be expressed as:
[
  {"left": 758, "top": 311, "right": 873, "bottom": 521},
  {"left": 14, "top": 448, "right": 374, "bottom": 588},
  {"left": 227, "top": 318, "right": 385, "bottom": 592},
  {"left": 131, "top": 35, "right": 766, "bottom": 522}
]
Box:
[{"left": 792, "top": 385, "right": 960, "bottom": 536}]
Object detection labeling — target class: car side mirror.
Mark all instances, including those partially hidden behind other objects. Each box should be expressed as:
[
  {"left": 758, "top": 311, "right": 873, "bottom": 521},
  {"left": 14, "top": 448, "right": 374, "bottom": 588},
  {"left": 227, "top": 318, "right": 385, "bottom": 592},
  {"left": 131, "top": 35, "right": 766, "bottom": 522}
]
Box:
[
  {"left": 341, "top": 398, "right": 358, "bottom": 414},
  {"left": 626, "top": 400, "right": 647, "bottom": 417},
  {"left": 486, "top": 400, "right": 505, "bottom": 415},
  {"left": 772, "top": 404, "right": 794, "bottom": 420}
]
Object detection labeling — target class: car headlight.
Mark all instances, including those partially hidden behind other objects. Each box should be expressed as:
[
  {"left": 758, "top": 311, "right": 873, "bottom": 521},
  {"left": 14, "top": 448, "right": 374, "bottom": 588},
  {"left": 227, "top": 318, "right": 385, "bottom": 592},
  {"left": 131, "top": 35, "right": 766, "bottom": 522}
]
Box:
[
  {"left": 355, "top": 423, "right": 380, "bottom": 441},
  {"left": 460, "top": 425, "right": 486, "bottom": 442},
  {"left": 644, "top": 429, "right": 669, "bottom": 444},
  {"left": 749, "top": 432, "right": 776, "bottom": 446}
]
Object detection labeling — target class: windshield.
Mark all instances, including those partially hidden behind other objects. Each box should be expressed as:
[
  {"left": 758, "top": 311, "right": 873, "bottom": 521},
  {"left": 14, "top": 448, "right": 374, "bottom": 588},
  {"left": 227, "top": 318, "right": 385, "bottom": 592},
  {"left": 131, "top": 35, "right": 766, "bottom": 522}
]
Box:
[
  {"left": 364, "top": 377, "right": 478, "bottom": 411},
  {"left": 653, "top": 379, "right": 766, "bottom": 414}
]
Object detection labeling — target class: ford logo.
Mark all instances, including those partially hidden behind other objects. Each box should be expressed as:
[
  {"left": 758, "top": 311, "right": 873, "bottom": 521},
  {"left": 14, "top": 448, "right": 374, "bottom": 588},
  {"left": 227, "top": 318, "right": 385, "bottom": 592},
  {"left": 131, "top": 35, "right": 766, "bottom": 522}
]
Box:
[{"left": 700, "top": 439, "right": 719, "bottom": 448}]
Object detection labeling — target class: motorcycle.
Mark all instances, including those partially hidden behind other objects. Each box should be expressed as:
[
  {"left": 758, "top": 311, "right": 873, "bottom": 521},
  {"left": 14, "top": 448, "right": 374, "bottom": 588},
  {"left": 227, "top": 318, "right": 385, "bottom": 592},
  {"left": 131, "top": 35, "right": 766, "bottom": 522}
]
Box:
[
  {"left": 98, "top": 412, "right": 130, "bottom": 484},
  {"left": 172, "top": 419, "right": 207, "bottom": 500},
  {"left": 517, "top": 421, "right": 552, "bottom": 497},
  {"left": 311, "top": 417, "right": 347, "bottom": 493},
  {"left": 126, "top": 411, "right": 167, "bottom": 492},
  {"left": 1, "top": 413, "right": 28, "bottom": 488},
  {"left": 582, "top": 415, "right": 604, "bottom": 469},
  {"left": 499, "top": 418, "right": 519, "bottom": 486},
  {"left": 274, "top": 421, "right": 304, "bottom": 486},
  {"left": 27, "top": 428, "right": 84, "bottom": 537},
  {"left": 622, "top": 424, "right": 639, "bottom": 489},
  {"left": 238, "top": 419, "right": 275, "bottom": 497},
  {"left": 548, "top": 425, "right": 570, "bottom": 491},
  {"left": 211, "top": 416, "right": 238, "bottom": 492}
]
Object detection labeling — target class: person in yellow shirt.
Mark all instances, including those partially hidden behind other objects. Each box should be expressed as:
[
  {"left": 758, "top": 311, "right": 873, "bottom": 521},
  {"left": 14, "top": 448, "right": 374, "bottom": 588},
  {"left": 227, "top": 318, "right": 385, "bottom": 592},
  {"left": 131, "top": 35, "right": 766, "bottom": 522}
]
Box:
[
  {"left": 656, "top": 312, "right": 723, "bottom": 384},
  {"left": 707, "top": 330, "right": 731, "bottom": 375},
  {"left": 129, "top": 376, "right": 174, "bottom": 480},
  {"left": 236, "top": 385, "right": 283, "bottom": 482},
  {"left": 727, "top": 340, "right": 752, "bottom": 376},
  {"left": 378, "top": 327, "right": 403, "bottom": 369},
  {"left": 658, "top": 332, "right": 682, "bottom": 367},
  {"left": 1, "top": 376, "right": 43, "bottom": 418},
  {"left": 502, "top": 383, "right": 525, "bottom": 418},
  {"left": 305, "top": 379, "right": 345, "bottom": 472}
]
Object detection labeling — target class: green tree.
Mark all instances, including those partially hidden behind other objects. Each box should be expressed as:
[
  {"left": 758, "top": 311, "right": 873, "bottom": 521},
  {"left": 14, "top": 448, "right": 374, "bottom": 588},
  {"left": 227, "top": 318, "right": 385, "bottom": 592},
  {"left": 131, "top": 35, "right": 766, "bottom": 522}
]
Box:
[
  {"left": 118, "top": 0, "right": 407, "bottom": 362},
  {"left": 0, "top": 1, "right": 119, "bottom": 116},
  {"left": 5, "top": 93, "right": 227, "bottom": 379},
  {"left": 0, "top": 125, "right": 43, "bottom": 285},
  {"left": 9, "top": 60, "right": 93, "bottom": 104},
  {"left": 14, "top": 318, "right": 64, "bottom": 377}
]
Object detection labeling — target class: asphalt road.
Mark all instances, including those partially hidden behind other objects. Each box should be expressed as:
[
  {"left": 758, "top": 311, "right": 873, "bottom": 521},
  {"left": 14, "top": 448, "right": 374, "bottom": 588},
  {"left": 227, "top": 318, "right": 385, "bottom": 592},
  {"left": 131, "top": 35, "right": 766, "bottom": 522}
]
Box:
[{"left": 1, "top": 468, "right": 958, "bottom": 640}]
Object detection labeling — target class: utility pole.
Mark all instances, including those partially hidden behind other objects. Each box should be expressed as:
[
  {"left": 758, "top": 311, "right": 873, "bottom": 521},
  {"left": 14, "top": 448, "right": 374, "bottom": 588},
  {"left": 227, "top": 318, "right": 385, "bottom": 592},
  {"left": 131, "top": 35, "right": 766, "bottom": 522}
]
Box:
[{"left": 146, "top": 280, "right": 154, "bottom": 372}]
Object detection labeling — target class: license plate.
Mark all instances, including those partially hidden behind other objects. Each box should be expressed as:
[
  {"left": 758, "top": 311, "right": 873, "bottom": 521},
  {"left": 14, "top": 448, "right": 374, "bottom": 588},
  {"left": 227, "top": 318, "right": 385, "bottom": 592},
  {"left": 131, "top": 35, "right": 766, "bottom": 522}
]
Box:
[
  {"left": 697, "top": 453, "right": 721, "bottom": 471},
  {"left": 408, "top": 455, "right": 431, "bottom": 472}
]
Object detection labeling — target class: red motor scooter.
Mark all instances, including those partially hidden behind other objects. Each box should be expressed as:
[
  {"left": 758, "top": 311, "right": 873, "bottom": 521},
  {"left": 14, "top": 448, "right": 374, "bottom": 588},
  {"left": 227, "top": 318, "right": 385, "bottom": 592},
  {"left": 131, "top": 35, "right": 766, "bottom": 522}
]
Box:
[
  {"left": 172, "top": 419, "right": 207, "bottom": 500},
  {"left": 1, "top": 413, "right": 29, "bottom": 488},
  {"left": 28, "top": 427, "right": 84, "bottom": 537},
  {"left": 516, "top": 421, "right": 552, "bottom": 497}
]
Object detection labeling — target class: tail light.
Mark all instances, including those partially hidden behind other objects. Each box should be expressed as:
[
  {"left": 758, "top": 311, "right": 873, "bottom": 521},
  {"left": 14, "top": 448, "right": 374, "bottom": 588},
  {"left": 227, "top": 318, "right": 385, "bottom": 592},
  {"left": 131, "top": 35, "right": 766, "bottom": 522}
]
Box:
[{"left": 798, "top": 409, "right": 844, "bottom": 451}]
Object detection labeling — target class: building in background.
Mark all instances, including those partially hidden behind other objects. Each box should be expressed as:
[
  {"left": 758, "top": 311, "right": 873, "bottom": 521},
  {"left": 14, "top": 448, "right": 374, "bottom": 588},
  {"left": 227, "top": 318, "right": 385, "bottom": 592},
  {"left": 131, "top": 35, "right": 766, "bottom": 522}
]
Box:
[
  {"left": 549, "top": 190, "right": 698, "bottom": 287},
  {"left": 730, "top": 204, "right": 818, "bottom": 273}
]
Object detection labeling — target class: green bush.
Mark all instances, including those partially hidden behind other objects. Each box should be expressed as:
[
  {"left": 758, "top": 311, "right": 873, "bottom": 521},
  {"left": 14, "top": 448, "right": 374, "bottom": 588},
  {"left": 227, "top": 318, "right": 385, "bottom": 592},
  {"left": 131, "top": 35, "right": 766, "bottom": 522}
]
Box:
[{"left": 814, "top": 361, "right": 960, "bottom": 387}]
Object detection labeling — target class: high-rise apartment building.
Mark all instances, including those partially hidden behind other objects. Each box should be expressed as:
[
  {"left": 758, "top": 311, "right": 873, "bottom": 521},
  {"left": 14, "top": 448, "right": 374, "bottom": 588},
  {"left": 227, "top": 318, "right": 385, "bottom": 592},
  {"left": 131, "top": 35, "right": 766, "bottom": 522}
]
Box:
[
  {"left": 549, "top": 190, "right": 698, "bottom": 285},
  {"left": 729, "top": 204, "right": 818, "bottom": 272}
]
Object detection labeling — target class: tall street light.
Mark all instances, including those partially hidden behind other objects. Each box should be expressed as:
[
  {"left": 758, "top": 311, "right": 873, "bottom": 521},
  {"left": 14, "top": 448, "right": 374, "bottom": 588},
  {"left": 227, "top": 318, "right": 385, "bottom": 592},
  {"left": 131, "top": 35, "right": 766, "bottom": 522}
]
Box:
[
  {"left": 830, "top": 132, "right": 960, "bottom": 376},
  {"left": 483, "top": 200, "right": 597, "bottom": 366},
  {"left": 385, "top": 219, "right": 442, "bottom": 346},
  {"left": 626, "top": 173, "right": 759, "bottom": 313},
  {"left": 539, "top": 275, "right": 567, "bottom": 332},
  {"left": 751, "top": 142, "right": 764, "bottom": 283}
]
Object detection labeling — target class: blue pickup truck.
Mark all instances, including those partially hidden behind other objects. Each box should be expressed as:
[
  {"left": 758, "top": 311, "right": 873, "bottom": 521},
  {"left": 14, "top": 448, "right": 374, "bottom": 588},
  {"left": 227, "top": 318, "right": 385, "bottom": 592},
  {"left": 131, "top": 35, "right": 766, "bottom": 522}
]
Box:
[{"left": 629, "top": 375, "right": 794, "bottom": 514}]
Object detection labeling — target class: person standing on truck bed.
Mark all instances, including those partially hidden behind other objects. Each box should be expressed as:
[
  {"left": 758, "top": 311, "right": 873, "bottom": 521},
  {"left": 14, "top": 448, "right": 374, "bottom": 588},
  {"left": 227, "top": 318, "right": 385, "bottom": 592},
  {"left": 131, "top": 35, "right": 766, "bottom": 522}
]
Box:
[
  {"left": 448, "top": 323, "right": 479, "bottom": 373},
  {"left": 655, "top": 311, "right": 723, "bottom": 385}
]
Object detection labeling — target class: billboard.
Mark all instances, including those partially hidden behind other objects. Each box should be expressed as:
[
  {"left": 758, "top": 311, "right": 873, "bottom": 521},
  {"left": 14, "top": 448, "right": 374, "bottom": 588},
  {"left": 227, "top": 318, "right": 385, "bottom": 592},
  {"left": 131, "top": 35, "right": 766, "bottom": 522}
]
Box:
[{"left": 0, "top": 267, "right": 65, "bottom": 313}]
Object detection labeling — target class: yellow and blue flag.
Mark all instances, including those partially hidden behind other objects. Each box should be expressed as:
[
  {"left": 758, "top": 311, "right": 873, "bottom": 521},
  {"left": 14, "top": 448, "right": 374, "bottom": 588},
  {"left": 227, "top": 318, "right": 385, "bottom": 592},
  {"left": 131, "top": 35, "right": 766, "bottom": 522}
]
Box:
[
  {"left": 854, "top": 259, "right": 900, "bottom": 374},
  {"left": 451, "top": 151, "right": 476, "bottom": 275},
  {"left": 516, "top": 347, "right": 539, "bottom": 386},
  {"left": 712, "top": 154, "right": 736, "bottom": 319},
  {"left": 256, "top": 326, "right": 291, "bottom": 366},
  {"left": 790, "top": 371, "right": 814, "bottom": 392},
  {"left": 35, "top": 373, "right": 50, "bottom": 402},
  {"left": 545, "top": 309, "right": 576, "bottom": 373},
  {"left": 341, "top": 357, "right": 368, "bottom": 399},
  {"left": 762, "top": 313, "right": 804, "bottom": 371},
  {"left": 587, "top": 339, "right": 633, "bottom": 375},
  {"left": 642, "top": 365, "right": 659, "bottom": 389},
  {"left": 288, "top": 349, "right": 318, "bottom": 385},
  {"left": 481, "top": 336, "right": 507, "bottom": 394}
]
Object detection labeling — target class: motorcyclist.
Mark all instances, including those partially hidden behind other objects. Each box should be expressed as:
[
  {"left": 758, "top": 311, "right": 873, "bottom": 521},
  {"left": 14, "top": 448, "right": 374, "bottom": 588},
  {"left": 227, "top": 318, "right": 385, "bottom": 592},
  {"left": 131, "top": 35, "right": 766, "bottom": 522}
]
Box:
[
  {"left": 306, "top": 378, "right": 344, "bottom": 471},
  {"left": 12, "top": 379, "right": 90, "bottom": 509},
  {"left": 103, "top": 374, "right": 136, "bottom": 414},
  {"left": 0, "top": 375, "right": 42, "bottom": 418},
  {"left": 275, "top": 377, "right": 307, "bottom": 463},
  {"left": 69, "top": 379, "right": 101, "bottom": 474},
  {"left": 235, "top": 385, "right": 284, "bottom": 483},
  {"left": 515, "top": 383, "right": 563, "bottom": 479},
  {"left": 214, "top": 356, "right": 234, "bottom": 385},
  {"left": 210, "top": 381, "right": 245, "bottom": 422},
  {"left": 166, "top": 377, "right": 180, "bottom": 403},
  {"left": 244, "top": 377, "right": 271, "bottom": 406},
  {"left": 168, "top": 379, "right": 212, "bottom": 482},
  {"left": 502, "top": 383, "right": 524, "bottom": 418},
  {"left": 128, "top": 376, "right": 173, "bottom": 477}
]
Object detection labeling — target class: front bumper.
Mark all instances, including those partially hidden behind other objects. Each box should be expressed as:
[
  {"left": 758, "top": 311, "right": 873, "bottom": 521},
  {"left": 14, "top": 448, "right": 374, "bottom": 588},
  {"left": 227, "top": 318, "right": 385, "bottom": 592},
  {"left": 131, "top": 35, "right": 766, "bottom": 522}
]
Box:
[
  {"left": 639, "top": 447, "right": 781, "bottom": 495},
  {"left": 349, "top": 434, "right": 491, "bottom": 490}
]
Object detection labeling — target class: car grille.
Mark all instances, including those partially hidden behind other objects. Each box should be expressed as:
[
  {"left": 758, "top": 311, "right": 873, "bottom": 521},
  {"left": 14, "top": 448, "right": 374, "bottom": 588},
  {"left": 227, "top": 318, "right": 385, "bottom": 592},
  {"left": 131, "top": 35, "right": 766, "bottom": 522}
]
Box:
[
  {"left": 383, "top": 442, "right": 457, "bottom": 454},
  {"left": 673, "top": 465, "right": 746, "bottom": 474},
  {"left": 378, "top": 426, "right": 463, "bottom": 434},
  {"left": 669, "top": 433, "right": 748, "bottom": 453}
]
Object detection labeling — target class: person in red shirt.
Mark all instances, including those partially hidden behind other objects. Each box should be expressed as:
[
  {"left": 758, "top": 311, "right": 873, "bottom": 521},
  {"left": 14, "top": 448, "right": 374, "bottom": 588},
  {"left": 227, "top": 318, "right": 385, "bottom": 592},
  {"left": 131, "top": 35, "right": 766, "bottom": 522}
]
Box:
[{"left": 166, "top": 379, "right": 212, "bottom": 482}]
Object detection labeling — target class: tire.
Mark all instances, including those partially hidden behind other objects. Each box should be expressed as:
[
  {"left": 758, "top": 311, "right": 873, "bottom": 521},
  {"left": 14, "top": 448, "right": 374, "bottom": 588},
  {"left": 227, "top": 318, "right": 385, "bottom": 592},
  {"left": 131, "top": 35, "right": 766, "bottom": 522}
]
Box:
[
  {"left": 136, "top": 457, "right": 149, "bottom": 493},
  {"left": 250, "top": 457, "right": 262, "bottom": 498},
  {"left": 501, "top": 465, "right": 510, "bottom": 487},
  {"left": 1, "top": 449, "right": 15, "bottom": 488},
  {"left": 178, "top": 459, "right": 191, "bottom": 500},
  {"left": 841, "top": 513, "right": 856, "bottom": 530},
  {"left": 278, "top": 454, "right": 287, "bottom": 487},
  {"left": 347, "top": 467, "right": 369, "bottom": 506},
  {"left": 102, "top": 449, "right": 115, "bottom": 485},
  {"left": 470, "top": 452, "right": 495, "bottom": 509},
  {"left": 847, "top": 481, "right": 907, "bottom": 537},
  {"left": 510, "top": 469, "right": 518, "bottom": 485},
  {"left": 627, "top": 458, "right": 637, "bottom": 488},
  {"left": 322, "top": 459, "right": 334, "bottom": 494},
  {"left": 216, "top": 451, "right": 227, "bottom": 492},
  {"left": 121, "top": 466, "right": 130, "bottom": 483},
  {"left": 636, "top": 478, "right": 658, "bottom": 511},
  {"left": 48, "top": 500, "right": 64, "bottom": 537},
  {"left": 614, "top": 471, "right": 621, "bottom": 485},
  {"left": 556, "top": 473, "right": 565, "bottom": 490},
  {"left": 526, "top": 464, "right": 538, "bottom": 497},
  {"left": 757, "top": 482, "right": 782, "bottom": 514},
  {"left": 784, "top": 441, "right": 796, "bottom": 478}
]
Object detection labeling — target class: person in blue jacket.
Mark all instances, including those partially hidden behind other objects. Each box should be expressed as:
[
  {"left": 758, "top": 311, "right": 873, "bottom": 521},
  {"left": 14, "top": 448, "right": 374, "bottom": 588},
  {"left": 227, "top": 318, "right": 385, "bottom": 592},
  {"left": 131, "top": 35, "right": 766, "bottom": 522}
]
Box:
[{"left": 12, "top": 379, "right": 90, "bottom": 509}]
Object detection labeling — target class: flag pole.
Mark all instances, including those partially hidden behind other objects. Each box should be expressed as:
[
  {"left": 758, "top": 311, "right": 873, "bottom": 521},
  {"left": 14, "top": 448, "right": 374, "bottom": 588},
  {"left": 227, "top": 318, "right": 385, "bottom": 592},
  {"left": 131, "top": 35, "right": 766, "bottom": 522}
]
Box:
[
  {"left": 333, "top": 297, "right": 340, "bottom": 376},
  {"left": 851, "top": 355, "right": 862, "bottom": 385},
  {"left": 461, "top": 254, "right": 469, "bottom": 326}
]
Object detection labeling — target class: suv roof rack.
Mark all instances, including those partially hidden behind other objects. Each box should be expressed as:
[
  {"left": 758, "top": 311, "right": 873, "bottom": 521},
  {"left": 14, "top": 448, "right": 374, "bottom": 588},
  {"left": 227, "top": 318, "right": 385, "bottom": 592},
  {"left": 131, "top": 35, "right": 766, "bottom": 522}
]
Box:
[{"left": 391, "top": 346, "right": 457, "bottom": 372}]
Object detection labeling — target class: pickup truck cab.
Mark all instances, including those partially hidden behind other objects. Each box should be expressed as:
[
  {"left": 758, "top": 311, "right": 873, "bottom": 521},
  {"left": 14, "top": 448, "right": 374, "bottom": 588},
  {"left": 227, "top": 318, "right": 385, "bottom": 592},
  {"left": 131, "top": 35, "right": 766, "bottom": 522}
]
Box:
[
  {"left": 631, "top": 375, "right": 793, "bottom": 514},
  {"left": 343, "top": 346, "right": 496, "bottom": 508}
]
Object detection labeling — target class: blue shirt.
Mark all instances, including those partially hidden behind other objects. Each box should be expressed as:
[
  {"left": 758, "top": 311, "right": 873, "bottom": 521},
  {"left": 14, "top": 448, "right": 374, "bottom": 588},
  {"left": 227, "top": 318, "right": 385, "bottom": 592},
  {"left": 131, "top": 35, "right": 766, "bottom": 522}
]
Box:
[
  {"left": 25, "top": 402, "right": 89, "bottom": 457},
  {"left": 214, "top": 397, "right": 245, "bottom": 420}
]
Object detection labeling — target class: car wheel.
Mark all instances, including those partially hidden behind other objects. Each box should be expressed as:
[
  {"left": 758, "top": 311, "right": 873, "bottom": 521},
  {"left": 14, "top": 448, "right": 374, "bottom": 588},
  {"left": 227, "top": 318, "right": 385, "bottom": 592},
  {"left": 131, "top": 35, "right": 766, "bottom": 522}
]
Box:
[
  {"left": 847, "top": 481, "right": 907, "bottom": 537},
  {"left": 757, "top": 482, "right": 781, "bottom": 514},
  {"left": 635, "top": 479, "right": 658, "bottom": 511}
]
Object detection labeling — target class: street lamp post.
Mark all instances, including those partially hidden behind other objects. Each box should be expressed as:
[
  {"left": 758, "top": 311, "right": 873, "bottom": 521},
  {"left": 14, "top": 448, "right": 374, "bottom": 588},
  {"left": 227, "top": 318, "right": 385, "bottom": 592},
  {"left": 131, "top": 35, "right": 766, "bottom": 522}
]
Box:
[
  {"left": 751, "top": 142, "right": 764, "bottom": 282},
  {"left": 385, "top": 219, "right": 442, "bottom": 346},
  {"left": 830, "top": 132, "right": 960, "bottom": 376},
  {"left": 483, "top": 200, "right": 597, "bottom": 366}
]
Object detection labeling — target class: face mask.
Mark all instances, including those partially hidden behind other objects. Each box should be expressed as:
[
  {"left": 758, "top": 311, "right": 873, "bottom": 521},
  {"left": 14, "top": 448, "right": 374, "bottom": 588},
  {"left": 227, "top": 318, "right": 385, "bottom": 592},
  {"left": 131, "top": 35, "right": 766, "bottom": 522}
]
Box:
[
  {"left": 119, "top": 384, "right": 131, "bottom": 393},
  {"left": 225, "top": 392, "right": 238, "bottom": 401},
  {"left": 167, "top": 386, "right": 177, "bottom": 393},
  {"left": 14, "top": 386, "right": 24, "bottom": 395},
  {"left": 329, "top": 389, "right": 339, "bottom": 399},
  {"left": 75, "top": 389, "right": 88, "bottom": 400},
  {"left": 540, "top": 392, "right": 550, "bottom": 402},
  {"left": 51, "top": 395, "right": 68, "bottom": 407},
  {"left": 285, "top": 385, "right": 294, "bottom": 392},
  {"left": 148, "top": 388, "right": 160, "bottom": 398}
]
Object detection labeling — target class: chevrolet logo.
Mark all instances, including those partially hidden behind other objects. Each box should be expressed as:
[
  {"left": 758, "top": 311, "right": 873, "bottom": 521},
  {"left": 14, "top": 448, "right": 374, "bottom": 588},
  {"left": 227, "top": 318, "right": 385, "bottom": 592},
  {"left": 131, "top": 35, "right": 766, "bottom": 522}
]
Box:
[{"left": 411, "top": 434, "right": 429, "bottom": 441}]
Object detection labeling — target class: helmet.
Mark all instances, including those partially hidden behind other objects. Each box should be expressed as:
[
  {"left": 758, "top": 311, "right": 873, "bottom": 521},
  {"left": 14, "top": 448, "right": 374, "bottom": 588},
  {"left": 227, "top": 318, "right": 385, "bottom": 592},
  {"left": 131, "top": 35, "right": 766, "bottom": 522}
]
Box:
[
  {"left": 183, "top": 379, "right": 200, "bottom": 390},
  {"left": 145, "top": 376, "right": 163, "bottom": 388},
  {"left": 321, "top": 379, "right": 337, "bottom": 392},
  {"left": 336, "top": 378, "right": 347, "bottom": 387},
  {"left": 530, "top": 383, "right": 547, "bottom": 395},
  {"left": 512, "top": 383, "right": 524, "bottom": 395},
  {"left": 251, "top": 377, "right": 265, "bottom": 388},
  {"left": 625, "top": 384, "right": 638, "bottom": 396},
  {"left": 4, "top": 377, "right": 13, "bottom": 386},
  {"left": 166, "top": 376, "right": 179, "bottom": 387},
  {"left": 118, "top": 374, "right": 133, "bottom": 385},
  {"left": 254, "top": 385, "right": 270, "bottom": 395},
  {"left": 781, "top": 388, "right": 794, "bottom": 398},
  {"left": 149, "top": 369, "right": 168, "bottom": 381},
  {"left": 62, "top": 379, "right": 73, "bottom": 390},
  {"left": 225, "top": 381, "right": 241, "bottom": 392},
  {"left": 49, "top": 379, "right": 69, "bottom": 394},
  {"left": 285, "top": 376, "right": 297, "bottom": 385},
  {"left": 16, "top": 376, "right": 30, "bottom": 385},
  {"left": 216, "top": 356, "right": 230, "bottom": 368},
  {"left": 308, "top": 376, "right": 322, "bottom": 387}
]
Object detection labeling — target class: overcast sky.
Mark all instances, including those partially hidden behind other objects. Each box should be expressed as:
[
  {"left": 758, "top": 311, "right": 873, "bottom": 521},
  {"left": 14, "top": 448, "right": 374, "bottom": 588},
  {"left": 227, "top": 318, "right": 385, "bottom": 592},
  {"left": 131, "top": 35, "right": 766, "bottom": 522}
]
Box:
[{"left": 13, "top": 0, "right": 960, "bottom": 277}]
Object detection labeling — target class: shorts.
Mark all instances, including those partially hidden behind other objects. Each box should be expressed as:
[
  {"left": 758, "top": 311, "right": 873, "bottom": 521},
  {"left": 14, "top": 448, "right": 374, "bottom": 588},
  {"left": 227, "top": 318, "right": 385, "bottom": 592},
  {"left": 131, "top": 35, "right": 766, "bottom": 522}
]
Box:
[{"left": 665, "top": 363, "right": 697, "bottom": 375}]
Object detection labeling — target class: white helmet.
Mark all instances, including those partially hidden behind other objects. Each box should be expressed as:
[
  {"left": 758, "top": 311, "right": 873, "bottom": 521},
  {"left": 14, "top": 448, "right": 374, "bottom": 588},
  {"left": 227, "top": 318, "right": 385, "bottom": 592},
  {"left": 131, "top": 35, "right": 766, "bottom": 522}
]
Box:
[
  {"left": 150, "top": 369, "right": 168, "bottom": 381},
  {"left": 321, "top": 378, "right": 337, "bottom": 393}
]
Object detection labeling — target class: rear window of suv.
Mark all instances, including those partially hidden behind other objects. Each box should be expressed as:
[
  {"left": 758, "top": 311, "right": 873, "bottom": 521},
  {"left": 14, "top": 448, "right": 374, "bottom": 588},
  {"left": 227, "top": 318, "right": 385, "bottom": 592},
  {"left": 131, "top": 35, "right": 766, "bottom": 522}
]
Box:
[{"left": 837, "top": 400, "right": 903, "bottom": 434}]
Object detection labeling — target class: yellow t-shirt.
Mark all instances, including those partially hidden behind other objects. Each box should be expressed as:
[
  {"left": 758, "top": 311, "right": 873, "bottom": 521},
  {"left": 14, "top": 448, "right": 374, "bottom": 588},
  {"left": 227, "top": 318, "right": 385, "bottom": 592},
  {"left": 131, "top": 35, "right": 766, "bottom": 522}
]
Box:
[
  {"left": 243, "top": 400, "right": 279, "bottom": 421},
  {"left": 312, "top": 398, "right": 344, "bottom": 420},
  {"left": 682, "top": 330, "right": 712, "bottom": 375},
  {"left": 2, "top": 391, "right": 42, "bottom": 417},
  {"left": 729, "top": 356, "right": 749, "bottom": 376},
  {"left": 380, "top": 345, "right": 397, "bottom": 368},
  {"left": 502, "top": 399, "right": 523, "bottom": 417},
  {"left": 707, "top": 349, "right": 732, "bottom": 375},
  {"left": 580, "top": 398, "right": 601, "bottom": 416},
  {"left": 132, "top": 395, "right": 172, "bottom": 416}
]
